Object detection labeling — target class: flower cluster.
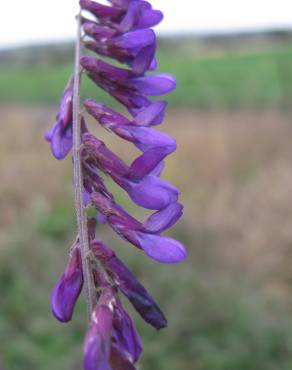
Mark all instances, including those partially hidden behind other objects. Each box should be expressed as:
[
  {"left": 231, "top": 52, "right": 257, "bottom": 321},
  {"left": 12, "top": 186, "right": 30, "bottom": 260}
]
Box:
[{"left": 45, "top": 1, "right": 186, "bottom": 369}]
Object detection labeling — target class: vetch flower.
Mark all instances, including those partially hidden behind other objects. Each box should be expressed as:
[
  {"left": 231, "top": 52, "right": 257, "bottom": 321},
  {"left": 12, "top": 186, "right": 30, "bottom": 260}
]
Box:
[
  {"left": 46, "top": 1, "right": 186, "bottom": 369},
  {"left": 83, "top": 28, "right": 156, "bottom": 74},
  {"left": 90, "top": 192, "right": 186, "bottom": 263},
  {"left": 111, "top": 298, "right": 142, "bottom": 363},
  {"left": 80, "top": 57, "right": 176, "bottom": 109},
  {"left": 45, "top": 77, "right": 74, "bottom": 160},
  {"left": 51, "top": 244, "right": 83, "bottom": 322},
  {"left": 82, "top": 133, "right": 179, "bottom": 210},
  {"left": 84, "top": 98, "right": 167, "bottom": 127},
  {"left": 91, "top": 240, "right": 167, "bottom": 329},
  {"left": 84, "top": 286, "right": 141, "bottom": 370},
  {"left": 84, "top": 304, "right": 114, "bottom": 370}
]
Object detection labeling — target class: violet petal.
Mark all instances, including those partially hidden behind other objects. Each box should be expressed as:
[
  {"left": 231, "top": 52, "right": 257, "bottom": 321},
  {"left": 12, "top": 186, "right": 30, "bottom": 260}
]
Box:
[
  {"left": 84, "top": 305, "right": 114, "bottom": 370},
  {"left": 51, "top": 246, "right": 83, "bottom": 322},
  {"left": 127, "top": 147, "right": 171, "bottom": 180},
  {"left": 143, "top": 202, "right": 184, "bottom": 233},
  {"left": 129, "top": 74, "right": 176, "bottom": 96},
  {"left": 133, "top": 101, "right": 167, "bottom": 126},
  {"left": 112, "top": 299, "right": 142, "bottom": 362},
  {"left": 50, "top": 121, "right": 73, "bottom": 160},
  {"left": 120, "top": 175, "right": 179, "bottom": 210},
  {"left": 136, "top": 232, "right": 187, "bottom": 263},
  {"left": 132, "top": 44, "right": 156, "bottom": 75},
  {"left": 91, "top": 241, "right": 167, "bottom": 329},
  {"left": 113, "top": 29, "right": 155, "bottom": 49}
]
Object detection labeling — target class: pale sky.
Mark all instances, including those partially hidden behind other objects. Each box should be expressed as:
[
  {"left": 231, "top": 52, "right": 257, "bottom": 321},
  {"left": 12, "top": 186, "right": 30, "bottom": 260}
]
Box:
[{"left": 0, "top": 0, "right": 292, "bottom": 48}]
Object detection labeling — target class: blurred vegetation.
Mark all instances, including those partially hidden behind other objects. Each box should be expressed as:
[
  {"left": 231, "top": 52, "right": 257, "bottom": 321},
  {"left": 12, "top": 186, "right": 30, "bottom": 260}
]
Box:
[
  {"left": 0, "top": 35, "right": 292, "bottom": 109},
  {"left": 2, "top": 33, "right": 292, "bottom": 370},
  {"left": 2, "top": 203, "right": 292, "bottom": 370}
]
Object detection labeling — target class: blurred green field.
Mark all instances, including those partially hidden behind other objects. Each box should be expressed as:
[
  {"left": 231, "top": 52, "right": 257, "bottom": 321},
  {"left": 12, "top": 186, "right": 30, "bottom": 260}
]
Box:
[
  {"left": 1, "top": 103, "right": 292, "bottom": 369},
  {"left": 1, "top": 36, "right": 292, "bottom": 370},
  {"left": 1, "top": 43, "right": 292, "bottom": 108}
]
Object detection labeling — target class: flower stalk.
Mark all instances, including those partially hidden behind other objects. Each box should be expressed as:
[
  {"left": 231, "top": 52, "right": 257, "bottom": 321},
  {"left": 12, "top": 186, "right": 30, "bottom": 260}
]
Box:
[
  {"left": 72, "top": 10, "right": 96, "bottom": 321},
  {"left": 45, "top": 1, "right": 187, "bottom": 368}
]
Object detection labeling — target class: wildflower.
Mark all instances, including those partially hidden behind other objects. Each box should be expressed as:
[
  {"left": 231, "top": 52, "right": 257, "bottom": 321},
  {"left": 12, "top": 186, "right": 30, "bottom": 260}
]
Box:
[
  {"left": 51, "top": 244, "right": 83, "bottom": 322},
  {"left": 90, "top": 192, "right": 186, "bottom": 263},
  {"left": 45, "top": 77, "right": 74, "bottom": 160},
  {"left": 91, "top": 240, "right": 167, "bottom": 329},
  {"left": 46, "top": 1, "right": 186, "bottom": 369}
]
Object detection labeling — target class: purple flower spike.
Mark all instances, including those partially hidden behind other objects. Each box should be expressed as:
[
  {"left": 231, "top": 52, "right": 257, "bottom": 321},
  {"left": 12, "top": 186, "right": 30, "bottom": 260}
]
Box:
[
  {"left": 51, "top": 245, "right": 83, "bottom": 322},
  {"left": 47, "top": 1, "right": 185, "bottom": 369},
  {"left": 91, "top": 240, "right": 168, "bottom": 329},
  {"left": 45, "top": 77, "right": 74, "bottom": 160}
]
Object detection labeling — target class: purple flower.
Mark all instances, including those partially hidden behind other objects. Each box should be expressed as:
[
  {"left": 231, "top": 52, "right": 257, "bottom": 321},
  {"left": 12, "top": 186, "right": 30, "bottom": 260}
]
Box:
[
  {"left": 84, "top": 98, "right": 167, "bottom": 130},
  {"left": 91, "top": 240, "right": 168, "bottom": 329},
  {"left": 90, "top": 192, "right": 186, "bottom": 263},
  {"left": 80, "top": 57, "right": 176, "bottom": 110},
  {"left": 84, "top": 99, "right": 173, "bottom": 151},
  {"left": 80, "top": 0, "right": 163, "bottom": 33},
  {"left": 47, "top": 1, "right": 185, "bottom": 369},
  {"left": 112, "top": 298, "right": 142, "bottom": 362},
  {"left": 82, "top": 133, "right": 179, "bottom": 210},
  {"left": 82, "top": 20, "right": 118, "bottom": 39},
  {"left": 84, "top": 304, "right": 114, "bottom": 370},
  {"left": 51, "top": 244, "right": 83, "bottom": 322},
  {"left": 119, "top": 1, "right": 163, "bottom": 32},
  {"left": 84, "top": 287, "right": 141, "bottom": 370},
  {"left": 84, "top": 28, "right": 156, "bottom": 74},
  {"left": 45, "top": 77, "right": 74, "bottom": 160}
]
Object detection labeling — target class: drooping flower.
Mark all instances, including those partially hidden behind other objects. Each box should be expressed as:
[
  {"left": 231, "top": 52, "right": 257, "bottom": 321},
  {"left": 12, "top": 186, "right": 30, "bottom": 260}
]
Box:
[
  {"left": 84, "top": 304, "right": 114, "bottom": 370},
  {"left": 84, "top": 287, "right": 141, "bottom": 370},
  {"left": 90, "top": 192, "right": 186, "bottom": 263},
  {"left": 91, "top": 240, "right": 167, "bottom": 329},
  {"left": 83, "top": 27, "right": 156, "bottom": 74},
  {"left": 82, "top": 133, "right": 179, "bottom": 210},
  {"left": 45, "top": 77, "right": 74, "bottom": 160},
  {"left": 51, "top": 243, "right": 83, "bottom": 322},
  {"left": 80, "top": 57, "right": 176, "bottom": 110}
]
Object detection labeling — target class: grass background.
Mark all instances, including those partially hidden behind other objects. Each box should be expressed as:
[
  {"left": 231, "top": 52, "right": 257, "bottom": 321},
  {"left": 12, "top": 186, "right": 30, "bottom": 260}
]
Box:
[
  {"left": 1, "top": 39, "right": 292, "bottom": 109},
  {"left": 1, "top": 33, "right": 292, "bottom": 370}
]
